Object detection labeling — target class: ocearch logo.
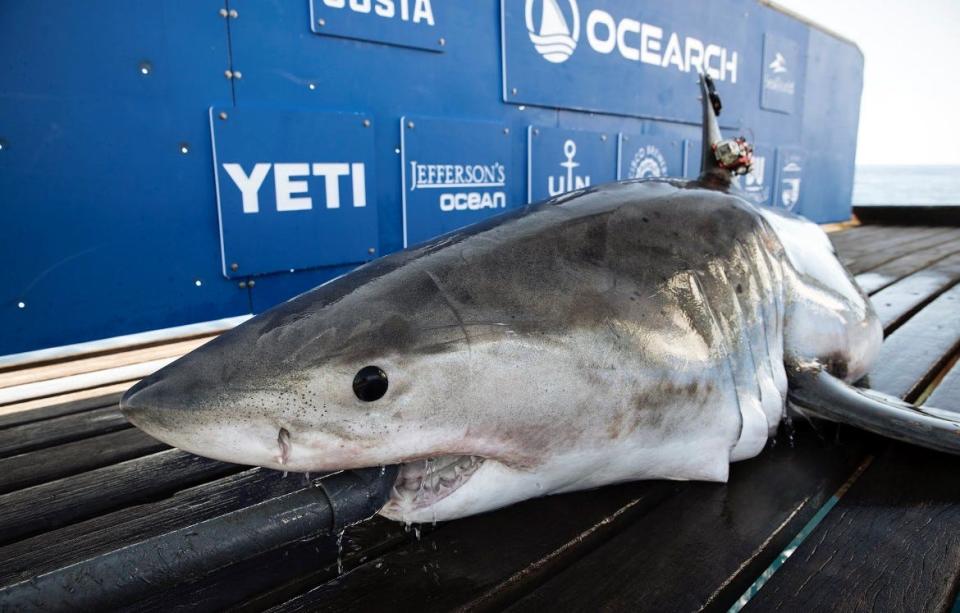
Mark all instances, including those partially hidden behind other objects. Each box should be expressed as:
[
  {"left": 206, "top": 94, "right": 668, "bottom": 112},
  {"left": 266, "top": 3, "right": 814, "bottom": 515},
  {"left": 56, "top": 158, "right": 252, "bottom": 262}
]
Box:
[
  {"left": 523, "top": 0, "right": 739, "bottom": 83},
  {"left": 525, "top": 0, "right": 580, "bottom": 64}
]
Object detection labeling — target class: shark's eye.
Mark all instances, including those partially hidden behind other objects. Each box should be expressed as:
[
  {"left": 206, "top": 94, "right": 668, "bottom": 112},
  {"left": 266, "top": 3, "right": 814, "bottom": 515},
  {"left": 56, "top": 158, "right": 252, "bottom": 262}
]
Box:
[{"left": 353, "top": 365, "right": 388, "bottom": 402}]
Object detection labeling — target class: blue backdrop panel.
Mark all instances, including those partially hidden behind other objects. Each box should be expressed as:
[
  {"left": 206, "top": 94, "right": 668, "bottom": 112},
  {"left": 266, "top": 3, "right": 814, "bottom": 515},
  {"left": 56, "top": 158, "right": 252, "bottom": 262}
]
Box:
[
  {"left": 0, "top": 0, "right": 865, "bottom": 354},
  {"left": 528, "top": 127, "right": 617, "bottom": 202},
  {"left": 401, "top": 116, "right": 513, "bottom": 247},
  {"left": 617, "top": 134, "right": 684, "bottom": 180},
  {"left": 309, "top": 0, "right": 445, "bottom": 52},
  {"left": 211, "top": 106, "right": 379, "bottom": 277},
  {"left": 502, "top": 0, "right": 770, "bottom": 126}
]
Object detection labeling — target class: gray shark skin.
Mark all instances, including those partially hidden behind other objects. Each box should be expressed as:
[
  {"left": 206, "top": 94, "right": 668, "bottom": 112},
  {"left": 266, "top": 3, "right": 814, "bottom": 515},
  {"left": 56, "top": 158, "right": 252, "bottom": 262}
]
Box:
[
  {"left": 121, "top": 76, "right": 958, "bottom": 523},
  {"left": 122, "top": 177, "right": 884, "bottom": 522}
]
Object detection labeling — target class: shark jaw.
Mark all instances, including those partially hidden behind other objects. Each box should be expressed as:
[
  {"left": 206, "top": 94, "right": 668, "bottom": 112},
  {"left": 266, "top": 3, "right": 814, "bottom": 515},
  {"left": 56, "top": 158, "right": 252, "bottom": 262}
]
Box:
[{"left": 380, "top": 454, "right": 486, "bottom": 521}]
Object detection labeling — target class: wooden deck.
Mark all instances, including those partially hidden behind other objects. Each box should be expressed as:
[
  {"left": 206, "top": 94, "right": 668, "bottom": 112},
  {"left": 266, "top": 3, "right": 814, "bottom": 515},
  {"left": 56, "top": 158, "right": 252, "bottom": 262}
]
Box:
[{"left": 1, "top": 224, "right": 960, "bottom": 611}]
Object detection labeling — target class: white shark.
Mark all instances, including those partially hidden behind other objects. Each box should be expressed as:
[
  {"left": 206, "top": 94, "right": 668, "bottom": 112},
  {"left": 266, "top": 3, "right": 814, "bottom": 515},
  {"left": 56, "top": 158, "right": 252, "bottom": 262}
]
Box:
[{"left": 122, "top": 76, "right": 959, "bottom": 523}]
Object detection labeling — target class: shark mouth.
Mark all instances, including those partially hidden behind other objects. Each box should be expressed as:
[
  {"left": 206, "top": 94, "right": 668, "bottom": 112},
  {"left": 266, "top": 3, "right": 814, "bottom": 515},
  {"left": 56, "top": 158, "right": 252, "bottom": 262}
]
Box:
[{"left": 381, "top": 455, "right": 485, "bottom": 516}]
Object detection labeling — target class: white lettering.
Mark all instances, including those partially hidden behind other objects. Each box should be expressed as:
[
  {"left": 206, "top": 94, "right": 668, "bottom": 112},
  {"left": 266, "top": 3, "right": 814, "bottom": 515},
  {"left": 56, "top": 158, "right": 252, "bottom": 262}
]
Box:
[
  {"left": 640, "top": 23, "right": 662, "bottom": 65},
  {"left": 374, "top": 0, "right": 394, "bottom": 18},
  {"left": 684, "top": 37, "right": 704, "bottom": 74},
  {"left": 348, "top": 0, "right": 371, "bottom": 13},
  {"left": 413, "top": 0, "right": 434, "bottom": 25},
  {"left": 438, "top": 191, "right": 506, "bottom": 212},
  {"left": 705, "top": 44, "right": 722, "bottom": 80},
  {"left": 586, "top": 10, "right": 616, "bottom": 55},
  {"left": 323, "top": 0, "right": 345, "bottom": 7},
  {"left": 223, "top": 163, "right": 271, "bottom": 214},
  {"left": 617, "top": 18, "right": 641, "bottom": 61},
  {"left": 275, "top": 163, "right": 312, "bottom": 211},
  {"left": 311, "top": 163, "right": 350, "bottom": 209},
  {"left": 724, "top": 50, "right": 738, "bottom": 83},
  {"left": 351, "top": 163, "right": 367, "bottom": 207},
  {"left": 661, "top": 32, "right": 684, "bottom": 71}
]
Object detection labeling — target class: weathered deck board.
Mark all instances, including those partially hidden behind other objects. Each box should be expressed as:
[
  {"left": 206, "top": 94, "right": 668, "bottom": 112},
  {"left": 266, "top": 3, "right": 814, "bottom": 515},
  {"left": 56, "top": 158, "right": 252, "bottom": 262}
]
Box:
[
  {"left": 856, "top": 237, "right": 960, "bottom": 294},
  {"left": 869, "top": 252, "right": 960, "bottom": 331},
  {"left": 0, "top": 405, "right": 128, "bottom": 458},
  {"left": 839, "top": 227, "right": 959, "bottom": 274}
]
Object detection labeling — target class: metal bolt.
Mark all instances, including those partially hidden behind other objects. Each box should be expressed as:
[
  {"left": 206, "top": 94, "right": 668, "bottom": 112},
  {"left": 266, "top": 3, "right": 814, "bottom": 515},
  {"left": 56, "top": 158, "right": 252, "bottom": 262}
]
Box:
[
  {"left": 194, "top": 279, "right": 202, "bottom": 287},
  {"left": 407, "top": 121, "right": 415, "bottom": 129},
  {"left": 229, "top": 9, "right": 238, "bottom": 18},
  {"left": 438, "top": 37, "right": 446, "bottom": 46},
  {"left": 362, "top": 119, "right": 371, "bottom": 128},
  {"left": 238, "top": 281, "right": 247, "bottom": 289},
  {"left": 308, "top": 83, "right": 316, "bottom": 90},
  {"left": 219, "top": 8, "right": 228, "bottom": 17},
  {"left": 601, "top": 134, "right": 607, "bottom": 141},
  {"left": 503, "top": 128, "right": 510, "bottom": 135},
  {"left": 0, "top": 140, "right": 6, "bottom": 151},
  {"left": 219, "top": 111, "right": 228, "bottom": 120},
  {"left": 518, "top": 105, "right": 526, "bottom": 111},
  {"left": 317, "top": 18, "right": 326, "bottom": 26},
  {"left": 224, "top": 69, "right": 233, "bottom": 79},
  {"left": 139, "top": 61, "right": 152, "bottom": 76},
  {"left": 623, "top": 136, "right": 629, "bottom": 142},
  {"left": 368, "top": 247, "right": 376, "bottom": 255},
  {"left": 248, "top": 279, "right": 256, "bottom": 288},
  {"left": 233, "top": 70, "right": 243, "bottom": 79},
  {"left": 533, "top": 128, "right": 540, "bottom": 136},
  {"left": 511, "top": 87, "right": 518, "bottom": 95},
  {"left": 179, "top": 143, "right": 190, "bottom": 154},
  {"left": 230, "top": 262, "right": 239, "bottom": 271},
  {"left": 17, "top": 301, "right": 25, "bottom": 309},
  {"left": 394, "top": 147, "right": 400, "bottom": 154}
]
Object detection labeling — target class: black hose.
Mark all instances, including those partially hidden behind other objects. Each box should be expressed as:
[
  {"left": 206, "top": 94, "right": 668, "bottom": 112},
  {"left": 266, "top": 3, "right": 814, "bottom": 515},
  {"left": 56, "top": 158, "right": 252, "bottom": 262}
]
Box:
[{"left": 0, "top": 465, "right": 400, "bottom": 611}]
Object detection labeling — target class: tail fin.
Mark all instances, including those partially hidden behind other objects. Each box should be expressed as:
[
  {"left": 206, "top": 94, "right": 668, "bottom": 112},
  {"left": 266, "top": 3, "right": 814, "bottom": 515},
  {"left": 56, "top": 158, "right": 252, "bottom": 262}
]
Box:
[{"left": 788, "top": 366, "right": 960, "bottom": 455}]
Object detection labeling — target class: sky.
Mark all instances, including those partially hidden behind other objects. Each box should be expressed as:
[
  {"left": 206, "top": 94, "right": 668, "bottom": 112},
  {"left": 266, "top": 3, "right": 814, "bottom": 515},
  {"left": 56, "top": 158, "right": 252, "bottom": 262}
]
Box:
[{"left": 775, "top": 0, "right": 960, "bottom": 166}]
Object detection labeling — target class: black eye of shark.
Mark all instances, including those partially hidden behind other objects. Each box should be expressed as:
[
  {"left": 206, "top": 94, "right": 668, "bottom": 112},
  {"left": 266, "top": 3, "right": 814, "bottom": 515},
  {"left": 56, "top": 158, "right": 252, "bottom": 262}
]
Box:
[{"left": 353, "top": 365, "right": 388, "bottom": 402}]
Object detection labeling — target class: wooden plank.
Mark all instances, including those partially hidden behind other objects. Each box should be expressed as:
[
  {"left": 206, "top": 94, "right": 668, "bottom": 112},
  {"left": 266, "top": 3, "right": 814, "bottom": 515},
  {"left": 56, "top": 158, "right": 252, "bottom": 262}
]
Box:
[
  {"left": 869, "top": 252, "right": 960, "bottom": 330},
  {"left": 496, "top": 427, "right": 869, "bottom": 613},
  {"left": 0, "top": 390, "right": 121, "bottom": 429},
  {"left": 0, "top": 405, "right": 129, "bottom": 458},
  {"left": 925, "top": 358, "right": 960, "bottom": 410},
  {"left": 0, "top": 449, "right": 241, "bottom": 545},
  {"left": 867, "top": 283, "right": 960, "bottom": 399},
  {"left": 837, "top": 227, "right": 956, "bottom": 275},
  {"left": 0, "top": 469, "right": 314, "bottom": 587},
  {"left": 0, "top": 428, "right": 168, "bottom": 495},
  {"left": 829, "top": 225, "right": 935, "bottom": 259},
  {"left": 856, "top": 238, "right": 960, "bottom": 294},
  {"left": 0, "top": 337, "right": 209, "bottom": 390},
  {"left": 264, "top": 482, "right": 680, "bottom": 613},
  {"left": 841, "top": 227, "right": 959, "bottom": 275}
]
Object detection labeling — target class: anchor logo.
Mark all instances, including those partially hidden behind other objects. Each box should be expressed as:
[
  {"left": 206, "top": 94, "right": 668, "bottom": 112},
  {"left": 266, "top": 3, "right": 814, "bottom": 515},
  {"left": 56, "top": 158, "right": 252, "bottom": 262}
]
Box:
[
  {"left": 548, "top": 139, "right": 590, "bottom": 196},
  {"left": 525, "top": 0, "right": 580, "bottom": 64}
]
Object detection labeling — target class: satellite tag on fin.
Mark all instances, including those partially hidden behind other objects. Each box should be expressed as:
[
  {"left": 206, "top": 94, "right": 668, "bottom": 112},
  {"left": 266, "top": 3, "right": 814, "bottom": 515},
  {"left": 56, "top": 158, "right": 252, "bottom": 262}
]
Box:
[{"left": 698, "top": 73, "right": 754, "bottom": 185}]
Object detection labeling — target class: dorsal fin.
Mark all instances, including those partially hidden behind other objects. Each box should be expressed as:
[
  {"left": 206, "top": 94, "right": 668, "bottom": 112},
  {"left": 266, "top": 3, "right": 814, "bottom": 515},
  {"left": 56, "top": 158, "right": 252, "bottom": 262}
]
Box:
[{"left": 698, "top": 72, "right": 730, "bottom": 185}]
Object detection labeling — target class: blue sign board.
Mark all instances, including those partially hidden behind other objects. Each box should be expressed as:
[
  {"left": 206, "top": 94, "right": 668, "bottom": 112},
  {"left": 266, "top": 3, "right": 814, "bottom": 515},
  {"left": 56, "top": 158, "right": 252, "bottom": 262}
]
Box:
[
  {"left": 502, "top": 0, "right": 751, "bottom": 124},
  {"left": 617, "top": 134, "right": 684, "bottom": 180},
  {"left": 775, "top": 146, "right": 805, "bottom": 211},
  {"left": 732, "top": 143, "right": 775, "bottom": 205},
  {"left": 401, "top": 116, "right": 513, "bottom": 247},
  {"left": 761, "top": 33, "right": 802, "bottom": 114},
  {"left": 211, "top": 107, "right": 379, "bottom": 278},
  {"left": 309, "top": 0, "right": 444, "bottom": 52},
  {"left": 528, "top": 127, "right": 617, "bottom": 202}
]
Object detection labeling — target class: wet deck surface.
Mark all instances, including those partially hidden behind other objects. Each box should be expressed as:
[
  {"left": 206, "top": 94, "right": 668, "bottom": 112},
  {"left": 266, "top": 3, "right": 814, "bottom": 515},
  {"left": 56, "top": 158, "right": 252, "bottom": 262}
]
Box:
[{"left": 1, "top": 224, "right": 960, "bottom": 611}]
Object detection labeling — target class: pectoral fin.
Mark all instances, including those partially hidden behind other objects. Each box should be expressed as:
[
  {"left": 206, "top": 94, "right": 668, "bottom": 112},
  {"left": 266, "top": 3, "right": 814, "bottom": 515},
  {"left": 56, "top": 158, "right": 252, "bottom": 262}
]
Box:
[{"left": 787, "top": 366, "right": 960, "bottom": 455}]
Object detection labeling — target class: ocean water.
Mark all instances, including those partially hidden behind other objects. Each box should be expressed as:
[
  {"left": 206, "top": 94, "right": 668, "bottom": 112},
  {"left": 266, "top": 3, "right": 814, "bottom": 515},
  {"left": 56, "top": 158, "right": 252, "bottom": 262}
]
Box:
[{"left": 853, "top": 165, "right": 960, "bottom": 206}]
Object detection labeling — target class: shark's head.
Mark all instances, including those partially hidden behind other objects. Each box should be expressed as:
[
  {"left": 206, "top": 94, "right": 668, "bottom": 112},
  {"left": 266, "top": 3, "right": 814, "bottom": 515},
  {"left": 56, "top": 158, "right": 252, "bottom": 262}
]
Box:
[{"left": 121, "top": 242, "right": 585, "bottom": 523}]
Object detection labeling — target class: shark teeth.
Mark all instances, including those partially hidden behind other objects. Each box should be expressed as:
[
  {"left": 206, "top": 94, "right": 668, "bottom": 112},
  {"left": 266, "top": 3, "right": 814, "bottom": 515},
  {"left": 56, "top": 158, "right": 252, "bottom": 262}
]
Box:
[{"left": 389, "top": 455, "right": 485, "bottom": 510}]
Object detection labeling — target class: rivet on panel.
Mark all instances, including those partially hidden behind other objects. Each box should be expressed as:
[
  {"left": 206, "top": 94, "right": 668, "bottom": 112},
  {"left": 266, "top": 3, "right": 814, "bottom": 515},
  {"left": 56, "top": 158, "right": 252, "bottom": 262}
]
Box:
[
  {"left": 248, "top": 280, "right": 256, "bottom": 288},
  {"left": 238, "top": 281, "right": 247, "bottom": 289},
  {"left": 17, "top": 301, "right": 25, "bottom": 309},
  {"left": 407, "top": 121, "right": 415, "bottom": 129},
  {"left": 511, "top": 87, "right": 518, "bottom": 95},
  {"left": 601, "top": 134, "right": 607, "bottom": 141},
  {"left": 368, "top": 247, "right": 376, "bottom": 255},
  {"left": 194, "top": 279, "right": 202, "bottom": 287},
  {"left": 219, "top": 111, "right": 229, "bottom": 120},
  {"left": 179, "top": 143, "right": 190, "bottom": 154},
  {"left": 0, "top": 140, "right": 6, "bottom": 151},
  {"left": 363, "top": 119, "right": 371, "bottom": 128},
  {"left": 224, "top": 69, "right": 234, "bottom": 79},
  {"left": 139, "top": 61, "right": 152, "bottom": 76},
  {"left": 230, "top": 262, "right": 239, "bottom": 271},
  {"left": 438, "top": 37, "right": 446, "bottom": 46},
  {"left": 318, "top": 18, "right": 326, "bottom": 26},
  {"left": 503, "top": 128, "right": 510, "bottom": 135},
  {"left": 308, "top": 83, "right": 316, "bottom": 90},
  {"left": 533, "top": 128, "right": 540, "bottom": 136},
  {"left": 233, "top": 70, "right": 243, "bottom": 79},
  {"left": 229, "top": 9, "right": 238, "bottom": 18},
  {"left": 219, "top": 8, "right": 228, "bottom": 17}
]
